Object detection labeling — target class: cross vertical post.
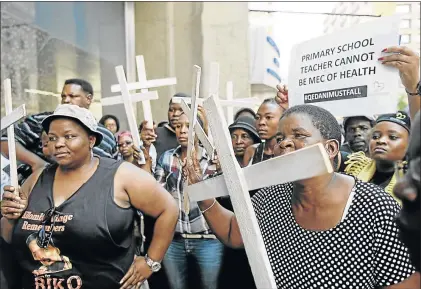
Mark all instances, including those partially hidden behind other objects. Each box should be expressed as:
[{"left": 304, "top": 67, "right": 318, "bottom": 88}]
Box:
[
  {"left": 2, "top": 79, "right": 27, "bottom": 191},
  {"left": 115, "top": 66, "right": 146, "bottom": 164}
]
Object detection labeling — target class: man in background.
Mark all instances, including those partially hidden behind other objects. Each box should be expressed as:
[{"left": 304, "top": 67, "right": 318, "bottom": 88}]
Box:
[
  {"left": 341, "top": 116, "right": 375, "bottom": 155},
  {"left": 1, "top": 78, "right": 118, "bottom": 185}
]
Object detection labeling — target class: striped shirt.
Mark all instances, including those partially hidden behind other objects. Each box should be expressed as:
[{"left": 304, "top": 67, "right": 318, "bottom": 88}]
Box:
[
  {"left": 1, "top": 112, "right": 118, "bottom": 184},
  {"left": 154, "top": 145, "right": 217, "bottom": 234}
]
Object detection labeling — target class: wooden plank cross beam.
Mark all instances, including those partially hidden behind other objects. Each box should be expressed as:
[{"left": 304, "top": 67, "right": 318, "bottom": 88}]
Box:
[
  {"left": 182, "top": 65, "right": 201, "bottom": 214},
  {"left": 179, "top": 64, "right": 215, "bottom": 157},
  {"left": 114, "top": 66, "right": 147, "bottom": 164},
  {"left": 109, "top": 56, "right": 177, "bottom": 163},
  {"left": 2, "top": 79, "right": 27, "bottom": 190},
  {"left": 186, "top": 94, "right": 333, "bottom": 288},
  {"left": 107, "top": 55, "right": 177, "bottom": 127},
  {"left": 224, "top": 81, "right": 260, "bottom": 122}
]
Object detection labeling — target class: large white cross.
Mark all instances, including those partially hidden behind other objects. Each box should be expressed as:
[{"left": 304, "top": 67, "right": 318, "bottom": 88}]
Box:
[
  {"left": 106, "top": 55, "right": 177, "bottom": 125},
  {"left": 107, "top": 55, "right": 177, "bottom": 163},
  {"left": 1, "top": 79, "right": 27, "bottom": 191},
  {"left": 184, "top": 94, "right": 333, "bottom": 288}
]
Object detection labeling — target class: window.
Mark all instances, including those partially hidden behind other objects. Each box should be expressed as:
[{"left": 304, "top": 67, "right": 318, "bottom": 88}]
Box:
[
  {"left": 396, "top": 4, "right": 410, "bottom": 14},
  {"left": 400, "top": 19, "right": 411, "bottom": 29},
  {"left": 400, "top": 34, "right": 411, "bottom": 44},
  {"left": 1, "top": 2, "right": 126, "bottom": 118}
]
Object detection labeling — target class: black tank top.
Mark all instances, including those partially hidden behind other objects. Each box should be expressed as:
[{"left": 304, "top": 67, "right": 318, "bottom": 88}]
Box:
[{"left": 12, "top": 157, "right": 135, "bottom": 289}]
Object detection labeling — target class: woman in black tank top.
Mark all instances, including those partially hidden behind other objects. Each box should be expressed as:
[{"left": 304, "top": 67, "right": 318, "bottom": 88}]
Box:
[
  {"left": 1, "top": 105, "right": 179, "bottom": 289},
  {"left": 243, "top": 99, "right": 283, "bottom": 166}
]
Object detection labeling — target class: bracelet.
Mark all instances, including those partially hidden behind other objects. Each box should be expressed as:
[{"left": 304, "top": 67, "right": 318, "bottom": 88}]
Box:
[
  {"left": 200, "top": 199, "right": 216, "bottom": 214},
  {"left": 406, "top": 82, "right": 420, "bottom": 96}
]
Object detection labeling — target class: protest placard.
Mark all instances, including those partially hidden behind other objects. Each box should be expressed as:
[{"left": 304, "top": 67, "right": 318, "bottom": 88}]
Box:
[{"left": 288, "top": 15, "right": 401, "bottom": 117}]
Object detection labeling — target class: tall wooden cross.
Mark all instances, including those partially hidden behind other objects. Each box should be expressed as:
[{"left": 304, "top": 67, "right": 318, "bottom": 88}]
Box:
[
  {"left": 223, "top": 81, "right": 261, "bottom": 123},
  {"left": 106, "top": 55, "right": 177, "bottom": 163},
  {"left": 172, "top": 62, "right": 260, "bottom": 123},
  {"left": 1, "top": 79, "right": 27, "bottom": 191},
  {"left": 184, "top": 94, "right": 333, "bottom": 288}
]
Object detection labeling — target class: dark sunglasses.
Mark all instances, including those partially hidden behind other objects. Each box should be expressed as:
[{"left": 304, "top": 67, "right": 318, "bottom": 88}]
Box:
[
  {"left": 118, "top": 141, "right": 133, "bottom": 147},
  {"left": 36, "top": 207, "right": 63, "bottom": 249}
]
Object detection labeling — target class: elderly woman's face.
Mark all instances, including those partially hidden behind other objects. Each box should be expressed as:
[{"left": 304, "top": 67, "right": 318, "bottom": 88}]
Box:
[
  {"left": 369, "top": 122, "right": 409, "bottom": 162},
  {"left": 231, "top": 128, "right": 255, "bottom": 157},
  {"left": 274, "top": 113, "right": 324, "bottom": 157},
  {"left": 47, "top": 118, "right": 95, "bottom": 167}
]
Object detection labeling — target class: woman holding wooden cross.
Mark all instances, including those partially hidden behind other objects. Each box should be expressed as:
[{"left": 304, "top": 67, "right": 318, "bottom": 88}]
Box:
[
  {"left": 1, "top": 104, "right": 179, "bottom": 289},
  {"left": 184, "top": 102, "right": 419, "bottom": 288}
]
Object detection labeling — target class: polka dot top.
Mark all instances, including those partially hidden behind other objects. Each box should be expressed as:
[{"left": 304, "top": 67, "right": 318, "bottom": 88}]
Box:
[{"left": 251, "top": 180, "right": 415, "bottom": 289}]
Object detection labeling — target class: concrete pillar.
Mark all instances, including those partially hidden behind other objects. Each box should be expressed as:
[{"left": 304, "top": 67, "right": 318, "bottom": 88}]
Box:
[{"left": 134, "top": 1, "right": 250, "bottom": 123}]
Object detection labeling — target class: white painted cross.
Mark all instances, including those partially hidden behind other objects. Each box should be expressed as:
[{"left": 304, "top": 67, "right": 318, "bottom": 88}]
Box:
[
  {"left": 185, "top": 94, "right": 333, "bottom": 288},
  {"left": 179, "top": 65, "right": 214, "bottom": 158},
  {"left": 173, "top": 76, "right": 260, "bottom": 123},
  {"left": 108, "top": 55, "right": 177, "bottom": 163},
  {"left": 182, "top": 65, "right": 202, "bottom": 214},
  {"left": 1, "top": 79, "right": 27, "bottom": 191},
  {"left": 224, "top": 81, "right": 260, "bottom": 123},
  {"left": 106, "top": 55, "right": 177, "bottom": 126}
]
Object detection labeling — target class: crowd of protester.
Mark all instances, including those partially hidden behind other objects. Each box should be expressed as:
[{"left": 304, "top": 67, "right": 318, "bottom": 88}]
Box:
[{"left": 0, "top": 44, "right": 420, "bottom": 289}]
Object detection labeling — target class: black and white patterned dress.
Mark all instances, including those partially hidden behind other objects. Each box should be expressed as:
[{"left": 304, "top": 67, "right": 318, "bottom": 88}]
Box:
[{"left": 251, "top": 180, "right": 415, "bottom": 289}]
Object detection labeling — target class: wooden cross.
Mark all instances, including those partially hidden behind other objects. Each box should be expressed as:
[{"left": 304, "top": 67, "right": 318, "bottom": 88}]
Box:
[
  {"left": 1, "top": 79, "right": 27, "bottom": 191},
  {"left": 223, "top": 81, "right": 260, "bottom": 123},
  {"left": 184, "top": 94, "right": 333, "bottom": 288},
  {"left": 179, "top": 64, "right": 215, "bottom": 158},
  {"left": 107, "top": 55, "right": 177, "bottom": 127},
  {"left": 182, "top": 65, "right": 202, "bottom": 214},
  {"left": 108, "top": 56, "right": 177, "bottom": 163}
]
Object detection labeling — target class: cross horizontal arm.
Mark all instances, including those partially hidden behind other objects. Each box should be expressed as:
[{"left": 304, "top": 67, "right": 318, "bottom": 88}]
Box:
[
  {"left": 219, "top": 98, "right": 261, "bottom": 108},
  {"left": 187, "top": 143, "right": 333, "bottom": 201},
  {"left": 110, "top": 78, "right": 177, "bottom": 93},
  {"left": 101, "top": 91, "right": 159, "bottom": 106},
  {"left": 173, "top": 97, "right": 260, "bottom": 108},
  {"left": 1, "top": 104, "right": 26, "bottom": 131}
]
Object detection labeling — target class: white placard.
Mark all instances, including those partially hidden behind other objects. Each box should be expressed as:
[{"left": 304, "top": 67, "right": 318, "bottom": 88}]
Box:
[{"left": 288, "top": 15, "right": 400, "bottom": 117}]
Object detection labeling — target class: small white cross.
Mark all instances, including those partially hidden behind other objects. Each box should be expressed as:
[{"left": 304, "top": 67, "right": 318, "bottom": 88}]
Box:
[{"left": 1, "top": 79, "right": 27, "bottom": 190}]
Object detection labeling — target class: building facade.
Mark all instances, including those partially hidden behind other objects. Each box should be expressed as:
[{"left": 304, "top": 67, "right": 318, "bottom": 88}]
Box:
[
  {"left": 1, "top": 2, "right": 251, "bottom": 128},
  {"left": 324, "top": 2, "right": 420, "bottom": 55}
]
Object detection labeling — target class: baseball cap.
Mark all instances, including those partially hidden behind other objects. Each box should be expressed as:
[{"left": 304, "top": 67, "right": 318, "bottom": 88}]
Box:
[
  {"left": 228, "top": 116, "right": 261, "bottom": 143},
  {"left": 42, "top": 104, "right": 103, "bottom": 146},
  {"left": 376, "top": 111, "right": 411, "bottom": 133}
]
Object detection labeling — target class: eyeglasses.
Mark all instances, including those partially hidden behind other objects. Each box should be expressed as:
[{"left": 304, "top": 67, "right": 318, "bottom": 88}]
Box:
[
  {"left": 36, "top": 207, "right": 63, "bottom": 249},
  {"left": 118, "top": 141, "right": 133, "bottom": 147}
]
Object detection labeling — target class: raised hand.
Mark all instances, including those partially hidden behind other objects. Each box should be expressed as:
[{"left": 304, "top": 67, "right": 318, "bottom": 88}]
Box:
[
  {"left": 275, "top": 84, "right": 289, "bottom": 111},
  {"left": 1, "top": 185, "right": 27, "bottom": 220},
  {"left": 133, "top": 145, "right": 152, "bottom": 173},
  {"left": 182, "top": 146, "right": 203, "bottom": 185},
  {"left": 139, "top": 120, "right": 157, "bottom": 148},
  {"left": 197, "top": 105, "right": 209, "bottom": 135},
  {"left": 380, "top": 46, "right": 420, "bottom": 93}
]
